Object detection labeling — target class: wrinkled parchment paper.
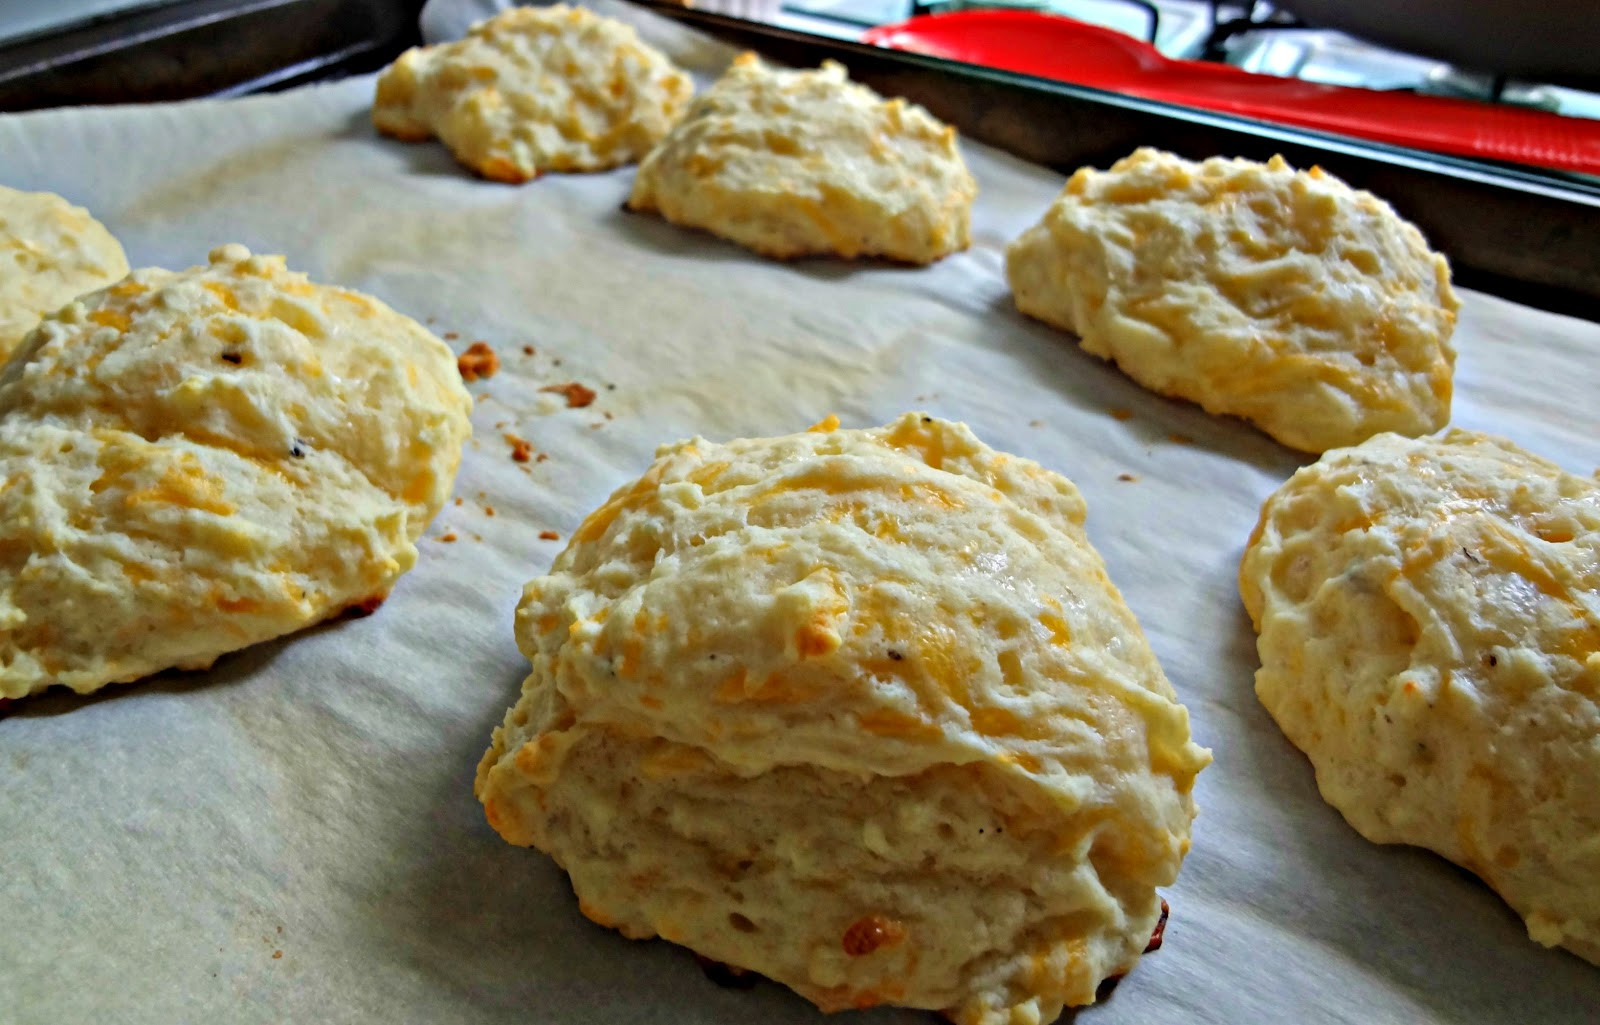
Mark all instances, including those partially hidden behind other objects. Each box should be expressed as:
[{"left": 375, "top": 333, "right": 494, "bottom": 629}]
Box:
[{"left": 3, "top": 2, "right": 1598, "bottom": 1021}]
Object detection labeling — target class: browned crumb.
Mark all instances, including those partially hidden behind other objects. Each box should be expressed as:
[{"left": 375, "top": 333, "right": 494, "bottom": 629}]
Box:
[
  {"left": 541, "top": 382, "right": 596, "bottom": 408},
  {"left": 1110, "top": 408, "right": 1133, "bottom": 421},
  {"left": 439, "top": 532, "right": 458, "bottom": 543},
  {"left": 272, "top": 951, "right": 283, "bottom": 960},
  {"left": 505, "top": 434, "right": 534, "bottom": 463},
  {"left": 457, "top": 341, "right": 499, "bottom": 382},
  {"left": 539, "top": 530, "right": 560, "bottom": 541},
  {"left": 484, "top": 506, "right": 495, "bottom": 517},
  {"left": 454, "top": 497, "right": 464, "bottom": 507},
  {"left": 522, "top": 345, "right": 535, "bottom": 356},
  {"left": 535, "top": 452, "right": 549, "bottom": 463},
  {"left": 1167, "top": 432, "right": 1192, "bottom": 444},
  {"left": 476, "top": 393, "right": 489, "bottom": 403},
  {"left": 1118, "top": 473, "right": 1138, "bottom": 482},
  {"left": 1147, "top": 899, "right": 1170, "bottom": 953},
  {"left": 443, "top": 331, "right": 459, "bottom": 340},
  {"left": 603, "top": 411, "right": 613, "bottom": 421}
]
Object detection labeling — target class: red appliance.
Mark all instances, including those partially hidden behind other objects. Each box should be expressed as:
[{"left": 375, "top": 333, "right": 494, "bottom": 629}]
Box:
[{"left": 862, "top": 10, "right": 1600, "bottom": 176}]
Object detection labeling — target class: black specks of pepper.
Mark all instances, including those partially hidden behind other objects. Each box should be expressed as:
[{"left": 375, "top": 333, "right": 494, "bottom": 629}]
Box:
[{"left": 289, "top": 439, "right": 309, "bottom": 459}]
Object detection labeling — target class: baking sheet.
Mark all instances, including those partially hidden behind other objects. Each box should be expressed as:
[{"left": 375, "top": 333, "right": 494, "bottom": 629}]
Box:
[{"left": 3, "top": 2, "right": 1599, "bottom": 1022}]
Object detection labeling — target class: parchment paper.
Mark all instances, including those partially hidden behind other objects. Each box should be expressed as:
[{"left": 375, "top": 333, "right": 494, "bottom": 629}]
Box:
[{"left": 3, "top": 2, "right": 1598, "bottom": 1022}]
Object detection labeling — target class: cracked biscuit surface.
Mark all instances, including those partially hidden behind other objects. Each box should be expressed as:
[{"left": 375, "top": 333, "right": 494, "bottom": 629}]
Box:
[
  {"left": 627, "top": 54, "right": 977, "bottom": 263},
  {"left": 372, "top": 4, "right": 692, "bottom": 181},
  {"left": 1241, "top": 429, "right": 1600, "bottom": 963},
  {"left": 0, "top": 244, "right": 472, "bottom": 699},
  {"left": 476, "top": 413, "right": 1210, "bottom": 1024},
  {"left": 1007, "top": 148, "right": 1458, "bottom": 453},
  {"left": 0, "top": 185, "right": 128, "bottom": 361}
]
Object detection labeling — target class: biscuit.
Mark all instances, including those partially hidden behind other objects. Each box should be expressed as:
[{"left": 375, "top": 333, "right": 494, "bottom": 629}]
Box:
[
  {"left": 0, "top": 244, "right": 472, "bottom": 699},
  {"left": 372, "top": 4, "right": 693, "bottom": 182},
  {"left": 1007, "top": 148, "right": 1459, "bottom": 453},
  {"left": 0, "top": 185, "right": 129, "bottom": 361},
  {"left": 476, "top": 413, "right": 1210, "bottom": 1023},
  {"left": 627, "top": 53, "right": 977, "bottom": 263},
  {"left": 1240, "top": 429, "right": 1600, "bottom": 963}
]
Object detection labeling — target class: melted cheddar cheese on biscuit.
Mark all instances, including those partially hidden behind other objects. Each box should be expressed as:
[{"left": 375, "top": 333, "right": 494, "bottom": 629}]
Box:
[
  {"left": 1241, "top": 429, "right": 1600, "bottom": 964},
  {"left": 1007, "top": 148, "right": 1458, "bottom": 453},
  {"left": 476, "top": 413, "right": 1210, "bottom": 1024},
  {"left": 0, "top": 245, "right": 472, "bottom": 698}
]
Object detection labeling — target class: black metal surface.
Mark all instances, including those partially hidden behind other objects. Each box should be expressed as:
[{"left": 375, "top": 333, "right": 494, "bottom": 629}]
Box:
[
  {"left": 0, "top": 0, "right": 425, "bottom": 111},
  {"left": 640, "top": 3, "right": 1600, "bottom": 319}
]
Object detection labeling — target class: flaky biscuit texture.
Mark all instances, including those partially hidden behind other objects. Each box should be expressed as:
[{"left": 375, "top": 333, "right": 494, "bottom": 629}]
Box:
[
  {"left": 627, "top": 54, "right": 976, "bottom": 263},
  {"left": 0, "top": 185, "right": 128, "bottom": 361},
  {"left": 477, "top": 413, "right": 1209, "bottom": 1023},
  {"left": 0, "top": 245, "right": 472, "bottom": 698},
  {"left": 1241, "top": 429, "right": 1600, "bottom": 963},
  {"left": 372, "top": 4, "right": 692, "bottom": 181},
  {"left": 1007, "top": 148, "right": 1458, "bottom": 453}
]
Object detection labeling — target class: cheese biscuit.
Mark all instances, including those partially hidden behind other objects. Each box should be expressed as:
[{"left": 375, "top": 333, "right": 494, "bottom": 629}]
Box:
[
  {"left": 477, "top": 413, "right": 1210, "bottom": 1023},
  {"left": 0, "top": 185, "right": 128, "bottom": 361},
  {"left": 0, "top": 245, "right": 472, "bottom": 699},
  {"left": 1241, "top": 429, "right": 1600, "bottom": 963},
  {"left": 627, "top": 54, "right": 977, "bottom": 263},
  {"left": 373, "top": 4, "right": 692, "bottom": 182},
  {"left": 1007, "top": 149, "right": 1458, "bottom": 453}
]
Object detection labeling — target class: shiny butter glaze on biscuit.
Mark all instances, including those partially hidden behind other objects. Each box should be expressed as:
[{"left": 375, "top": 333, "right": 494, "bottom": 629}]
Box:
[
  {"left": 477, "top": 413, "right": 1210, "bottom": 1024},
  {"left": 0, "top": 245, "right": 472, "bottom": 698},
  {"left": 1241, "top": 429, "right": 1600, "bottom": 963},
  {"left": 1007, "top": 148, "right": 1459, "bottom": 453},
  {"left": 373, "top": 4, "right": 692, "bottom": 182},
  {"left": 627, "top": 54, "right": 977, "bottom": 264},
  {"left": 0, "top": 185, "right": 129, "bottom": 361}
]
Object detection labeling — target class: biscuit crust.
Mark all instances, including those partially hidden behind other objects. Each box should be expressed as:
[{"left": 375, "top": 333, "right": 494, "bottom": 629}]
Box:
[
  {"left": 1241, "top": 429, "right": 1600, "bottom": 963},
  {"left": 0, "top": 185, "right": 128, "bottom": 361},
  {"left": 627, "top": 54, "right": 977, "bottom": 264},
  {"left": 477, "top": 413, "right": 1210, "bottom": 1023},
  {"left": 0, "top": 245, "right": 472, "bottom": 698},
  {"left": 372, "top": 4, "right": 692, "bottom": 181},
  {"left": 1007, "top": 148, "right": 1459, "bottom": 453}
]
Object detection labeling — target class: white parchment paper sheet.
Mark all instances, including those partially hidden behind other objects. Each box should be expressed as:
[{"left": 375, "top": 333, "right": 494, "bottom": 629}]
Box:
[{"left": 2, "top": 3, "right": 1598, "bottom": 1022}]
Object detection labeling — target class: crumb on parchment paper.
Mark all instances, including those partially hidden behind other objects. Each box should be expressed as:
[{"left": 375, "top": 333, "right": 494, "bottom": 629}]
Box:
[
  {"left": 539, "top": 530, "right": 560, "bottom": 541},
  {"left": 505, "top": 434, "right": 534, "bottom": 462},
  {"left": 540, "top": 382, "right": 596, "bottom": 408},
  {"left": 457, "top": 341, "right": 499, "bottom": 381}
]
